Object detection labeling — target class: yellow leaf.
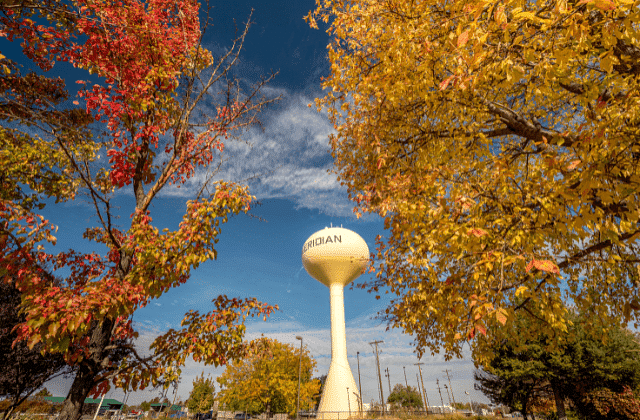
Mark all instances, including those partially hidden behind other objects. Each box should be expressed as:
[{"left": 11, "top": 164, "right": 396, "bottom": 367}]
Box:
[{"left": 516, "top": 286, "right": 528, "bottom": 297}]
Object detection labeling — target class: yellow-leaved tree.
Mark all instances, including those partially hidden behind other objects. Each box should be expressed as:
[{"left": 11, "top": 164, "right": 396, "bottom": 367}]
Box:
[
  {"left": 217, "top": 338, "right": 321, "bottom": 415},
  {"left": 306, "top": 0, "right": 640, "bottom": 366}
]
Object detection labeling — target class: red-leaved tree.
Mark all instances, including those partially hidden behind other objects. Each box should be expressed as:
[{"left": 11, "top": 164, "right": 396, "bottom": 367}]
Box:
[{"left": 0, "top": 1, "right": 278, "bottom": 420}]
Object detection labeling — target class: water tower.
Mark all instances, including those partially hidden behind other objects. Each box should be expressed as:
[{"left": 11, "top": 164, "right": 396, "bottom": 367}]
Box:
[{"left": 302, "top": 227, "right": 369, "bottom": 419}]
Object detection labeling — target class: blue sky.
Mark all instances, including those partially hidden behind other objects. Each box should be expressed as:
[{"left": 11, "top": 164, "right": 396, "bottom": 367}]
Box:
[{"left": 4, "top": 0, "right": 489, "bottom": 408}]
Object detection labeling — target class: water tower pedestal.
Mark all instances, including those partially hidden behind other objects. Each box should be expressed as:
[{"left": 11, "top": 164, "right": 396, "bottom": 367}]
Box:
[{"left": 302, "top": 227, "right": 369, "bottom": 420}]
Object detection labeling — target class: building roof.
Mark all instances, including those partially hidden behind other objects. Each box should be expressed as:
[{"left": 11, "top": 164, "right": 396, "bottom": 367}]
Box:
[
  {"left": 44, "top": 397, "right": 123, "bottom": 407},
  {"left": 150, "top": 403, "right": 182, "bottom": 411}
]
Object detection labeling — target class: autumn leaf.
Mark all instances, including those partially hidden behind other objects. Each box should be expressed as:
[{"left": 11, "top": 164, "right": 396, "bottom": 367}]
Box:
[
  {"left": 469, "top": 228, "right": 488, "bottom": 237},
  {"left": 457, "top": 29, "right": 470, "bottom": 48},
  {"left": 526, "top": 259, "right": 560, "bottom": 274},
  {"left": 439, "top": 75, "right": 455, "bottom": 91}
]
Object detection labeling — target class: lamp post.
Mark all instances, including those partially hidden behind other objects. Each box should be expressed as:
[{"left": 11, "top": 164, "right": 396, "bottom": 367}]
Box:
[
  {"left": 465, "top": 391, "right": 474, "bottom": 415},
  {"left": 296, "top": 336, "right": 303, "bottom": 420},
  {"left": 357, "top": 352, "right": 362, "bottom": 406}
]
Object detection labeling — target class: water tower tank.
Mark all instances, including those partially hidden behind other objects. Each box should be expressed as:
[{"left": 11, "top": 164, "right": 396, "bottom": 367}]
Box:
[{"left": 302, "top": 227, "right": 369, "bottom": 287}]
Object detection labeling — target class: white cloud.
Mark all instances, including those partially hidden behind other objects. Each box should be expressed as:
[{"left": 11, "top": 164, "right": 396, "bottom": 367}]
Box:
[{"left": 158, "top": 91, "right": 360, "bottom": 217}]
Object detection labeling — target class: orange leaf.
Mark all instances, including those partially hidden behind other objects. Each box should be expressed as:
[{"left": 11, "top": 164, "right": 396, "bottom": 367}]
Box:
[
  {"left": 594, "top": 0, "right": 615, "bottom": 10},
  {"left": 526, "top": 259, "right": 560, "bottom": 274},
  {"left": 457, "top": 29, "right": 470, "bottom": 48},
  {"left": 439, "top": 76, "right": 455, "bottom": 91},
  {"left": 567, "top": 160, "right": 580, "bottom": 170}
]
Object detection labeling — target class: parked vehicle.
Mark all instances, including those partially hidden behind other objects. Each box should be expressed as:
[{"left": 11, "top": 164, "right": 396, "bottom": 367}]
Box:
[
  {"left": 234, "top": 414, "right": 252, "bottom": 420},
  {"left": 195, "top": 412, "right": 215, "bottom": 420}
]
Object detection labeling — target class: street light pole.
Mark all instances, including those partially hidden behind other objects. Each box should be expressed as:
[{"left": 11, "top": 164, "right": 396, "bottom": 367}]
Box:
[
  {"left": 296, "top": 336, "right": 303, "bottom": 420},
  {"left": 357, "top": 352, "right": 362, "bottom": 405},
  {"left": 465, "top": 391, "right": 474, "bottom": 415}
]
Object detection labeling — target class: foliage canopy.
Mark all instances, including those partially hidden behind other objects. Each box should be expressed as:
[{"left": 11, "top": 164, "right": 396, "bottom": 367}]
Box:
[
  {"left": 474, "top": 310, "right": 640, "bottom": 420},
  {"left": 0, "top": 278, "right": 73, "bottom": 420},
  {"left": 387, "top": 384, "right": 423, "bottom": 410},
  {"left": 306, "top": 0, "right": 640, "bottom": 364},
  {"left": 187, "top": 373, "right": 216, "bottom": 414},
  {"left": 1, "top": 1, "right": 278, "bottom": 420},
  {"left": 217, "top": 338, "right": 321, "bottom": 416}
]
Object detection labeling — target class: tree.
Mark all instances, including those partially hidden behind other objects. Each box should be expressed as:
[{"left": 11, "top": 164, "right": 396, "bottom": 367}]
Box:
[
  {"left": 217, "top": 338, "right": 321, "bottom": 416},
  {"left": 580, "top": 386, "right": 640, "bottom": 420},
  {"left": 0, "top": 278, "right": 73, "bottom": 420},
  {"left": 387, "top": 384, "right": 423, "bottom": 410},
  {"left": 306, "top": 0, "right": 640, "bottom": 365},
  {"left": 1, "top": 2, "right": 278, "bottom": 420},
  {"left": 474, "top": 368, "right": 547, "bottom": 420},
  {"left": 312, "top": 374, "right": 327, "bottom": 409},
  {"left": 186, "top": 373, "right": 216, "bottom": 414},
  {"left": 474, "top": 309, "right": 640, "bottom": 420},
  {"left": 36, "top": 389, "right": 52, "bottom": 398},
  {"left": 140, "top": 402, "right": 151, "bottom": 412}
]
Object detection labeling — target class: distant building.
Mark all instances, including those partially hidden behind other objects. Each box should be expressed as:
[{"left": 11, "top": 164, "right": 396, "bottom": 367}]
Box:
[
  {"left": 43, "top": 397, "right": 123, "bottom": 415},
  {"left": 427, "top": 406, "right": 455, "bottom": 414},
  {"left": 150, "top": 403, "right": 182, "bottom": 413}
]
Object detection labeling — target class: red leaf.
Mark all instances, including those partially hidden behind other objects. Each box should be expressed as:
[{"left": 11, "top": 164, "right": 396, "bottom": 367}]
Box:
[{"left": 469, "top": 228, "right": 488, "bottom": 237}]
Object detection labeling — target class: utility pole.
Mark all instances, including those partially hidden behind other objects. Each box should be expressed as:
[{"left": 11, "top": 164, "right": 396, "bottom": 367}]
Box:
[
  {"left": 415, "top": 363, "right": 429, "bottom": 411},
  {"left": 436, "top": 379, "right": 445, "bottom": 413},
  {"left": 444, "top": 384, "right": 453, "bottom": 406},
  {"left": 403, "top": 366, "right": 408, "bottom": 388},
  {"left": 385, "top": 367, "right": 391, "bottom": 394},
  {"left": 443, "top": 369, "right": 457, "bottom": 408},
  {"left": 357, "top": 352, "right": 363, "bottom": 404},
  {"left": 369, "top": 340, "right": 385, "bottom": 413},
  {"left": 416, "top": 374, "right": 425, "bottom": 413}
]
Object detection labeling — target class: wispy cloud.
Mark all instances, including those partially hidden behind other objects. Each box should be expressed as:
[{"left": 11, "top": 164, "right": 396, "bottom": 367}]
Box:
[{"left": 160, "top": 91, "right": 361, "bottom": 217}]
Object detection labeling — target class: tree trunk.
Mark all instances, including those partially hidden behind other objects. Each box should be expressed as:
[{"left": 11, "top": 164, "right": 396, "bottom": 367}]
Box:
[
  {"left": 551, "top": 382, "right": 567, "bottom": 420},
  {"left": 58, "top": 364, "right": 98, "bottom": 420},
  {"left": 3, "top": 402, "right": 17, "bottom": 420},
  {"left": 58, "top": 318, "right": 115, "bottom": 420}
]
